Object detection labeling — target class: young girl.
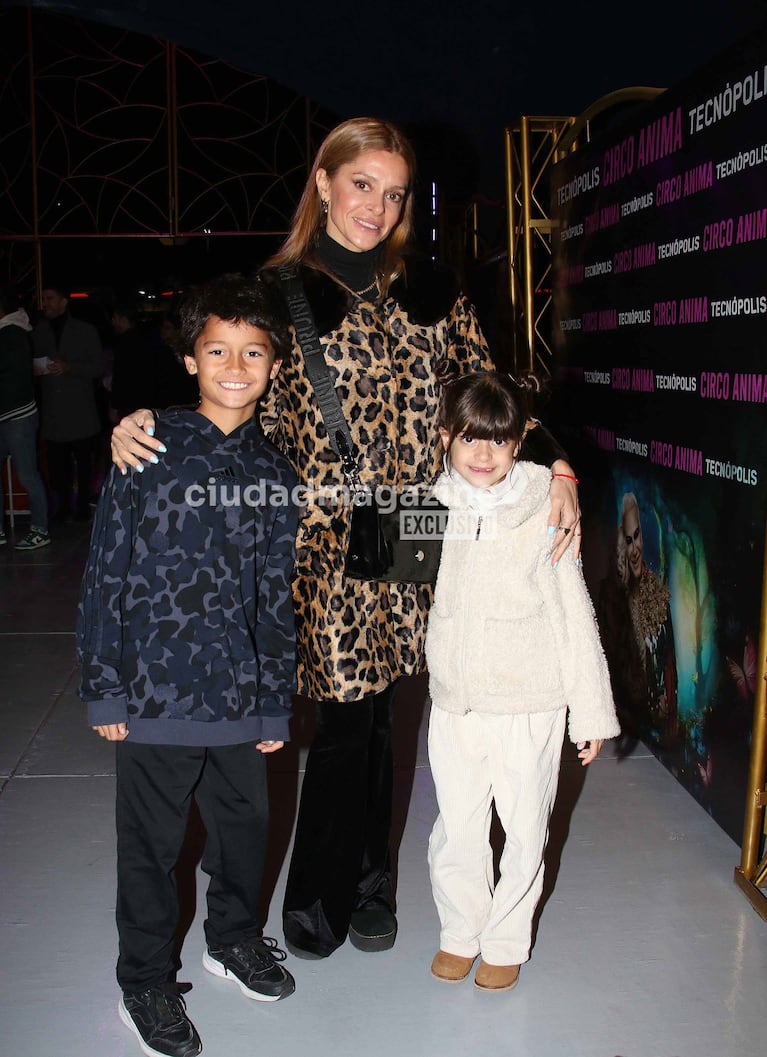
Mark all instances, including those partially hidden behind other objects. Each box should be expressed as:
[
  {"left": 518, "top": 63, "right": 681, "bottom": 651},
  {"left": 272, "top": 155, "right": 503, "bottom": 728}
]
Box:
[{"left": 425, "top": 371, "right": 619, "bottom": 992}]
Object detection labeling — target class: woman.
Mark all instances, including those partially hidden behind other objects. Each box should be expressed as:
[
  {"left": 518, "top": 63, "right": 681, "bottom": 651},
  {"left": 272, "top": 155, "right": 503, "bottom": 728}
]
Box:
[{"left": 110, "top": 117, "right": 581, "bottom": 960}]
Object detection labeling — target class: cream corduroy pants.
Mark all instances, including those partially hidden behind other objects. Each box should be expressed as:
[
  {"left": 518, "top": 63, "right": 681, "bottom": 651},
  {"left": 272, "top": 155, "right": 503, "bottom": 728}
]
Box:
[{"left": 427, "top": 707, "right": 567, "bottom": 966}]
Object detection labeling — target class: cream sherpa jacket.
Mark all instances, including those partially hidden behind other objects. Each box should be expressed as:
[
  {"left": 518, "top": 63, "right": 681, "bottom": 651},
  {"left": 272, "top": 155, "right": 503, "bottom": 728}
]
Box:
[{"left": 425, "top": 462, "right": 620, "bottom": 745}]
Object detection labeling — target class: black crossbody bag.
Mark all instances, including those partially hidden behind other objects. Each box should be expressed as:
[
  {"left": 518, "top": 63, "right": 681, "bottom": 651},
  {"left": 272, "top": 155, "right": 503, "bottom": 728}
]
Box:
[{"left": 277, "top": 267, "right": 445, "bottom": 583}]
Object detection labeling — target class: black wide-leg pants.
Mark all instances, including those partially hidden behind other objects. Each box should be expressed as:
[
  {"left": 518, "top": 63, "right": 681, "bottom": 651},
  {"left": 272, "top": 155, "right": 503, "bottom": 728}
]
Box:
[
  {"left": 115, "top": 741, "right": 268, "bottom": 992},
  {"left": 282, "top": 681, "right": 398, "bottom": 957}
]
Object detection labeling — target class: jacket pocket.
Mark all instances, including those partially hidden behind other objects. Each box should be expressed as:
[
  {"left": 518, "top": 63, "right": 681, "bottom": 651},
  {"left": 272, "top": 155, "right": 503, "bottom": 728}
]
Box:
[{"left": 482, "top": 612, "right": 562, "bottom": 697}]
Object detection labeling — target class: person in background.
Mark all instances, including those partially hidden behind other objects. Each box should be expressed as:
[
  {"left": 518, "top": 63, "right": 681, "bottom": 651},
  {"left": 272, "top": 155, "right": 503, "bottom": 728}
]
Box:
[
  {"left": 0, "top": 284, "right": 50, "bottom": 550},
  {"left": 156, "top": 310, "right": 200, "bottom": 409},
  {"left": 108, "top": 117, "right": 582, "bottom": 962},
  {"left": 425, "top": 371, "right": 619, "bottom": 992},
  {"left": 77, "top": 274, "right": 299, "bottom": 1057},
  {"left": 32, "top": 283, "right": 103, "bottom": 522},
  {"left": 109, "top": 303, "right": 160, "bottom": 421}
]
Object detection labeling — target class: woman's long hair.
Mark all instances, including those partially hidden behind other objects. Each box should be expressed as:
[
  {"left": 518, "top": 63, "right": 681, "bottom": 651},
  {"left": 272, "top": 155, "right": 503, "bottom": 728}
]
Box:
[{"left": 266, "top": 117, "right": 417, "bottom": 294}]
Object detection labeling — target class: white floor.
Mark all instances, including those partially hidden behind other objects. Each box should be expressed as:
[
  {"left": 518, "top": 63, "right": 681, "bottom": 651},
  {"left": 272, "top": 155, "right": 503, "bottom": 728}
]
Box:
[{"left": 1, "top": 518, "right": 765, "bottom": 1057}]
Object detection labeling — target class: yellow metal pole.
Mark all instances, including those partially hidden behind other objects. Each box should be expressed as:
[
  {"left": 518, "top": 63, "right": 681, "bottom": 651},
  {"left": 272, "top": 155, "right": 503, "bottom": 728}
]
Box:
[
  {"left": 519, "top": 116, "right": 534, "bottom": 372},
  {"left": 737, "top": 516, "right": 767, "bottom": 864},
  {"left": 504, "top": 127, "right": 516, "bottom": 308}
]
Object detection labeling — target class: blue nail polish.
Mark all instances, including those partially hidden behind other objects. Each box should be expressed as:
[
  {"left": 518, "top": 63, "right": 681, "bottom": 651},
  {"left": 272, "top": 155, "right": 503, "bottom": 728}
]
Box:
[
  {"left": 135, "top": 462, "right": 144, "bottom": 473},
  {"left": 158, "top": 443, "right": 167, "bottom": 453},
  {"left": 150, "top": 455, "right": 159, "bottom": 464},
  {"left": 120, "top": 467, "right": 127, "bottom": 476},
  {"left": 146, "top": 426, "right": 154, "bottom": 437},
  {"left": 547, "top": 525, "right": 556, "bottom": 536},
  {"left": 552, "top": 560, "right": 559, "bottom": 569}
]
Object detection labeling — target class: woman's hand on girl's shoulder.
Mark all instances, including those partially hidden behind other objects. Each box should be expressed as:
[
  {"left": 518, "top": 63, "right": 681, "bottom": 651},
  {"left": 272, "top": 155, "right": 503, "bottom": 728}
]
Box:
[
  {"left": 548, "top": 460, "right": 581, "bottom": 565},
  {"left": 111, "top": 409, "right": 163, "bottom": 474}
]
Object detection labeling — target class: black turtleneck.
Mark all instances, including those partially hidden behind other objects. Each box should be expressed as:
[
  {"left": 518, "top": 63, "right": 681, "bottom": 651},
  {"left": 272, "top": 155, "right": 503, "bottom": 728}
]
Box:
[{"left": 317, "top": 230, "right": 382, "bottom": 296}]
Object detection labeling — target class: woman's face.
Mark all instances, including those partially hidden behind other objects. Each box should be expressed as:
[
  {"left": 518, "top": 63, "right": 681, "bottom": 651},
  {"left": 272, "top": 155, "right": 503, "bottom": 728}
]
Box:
[
  {"left": 316, "top": 149, "right": 409, "bottom": 253},
  {"left": 623, "top": 503, "right": 643, "bottom": 580}
]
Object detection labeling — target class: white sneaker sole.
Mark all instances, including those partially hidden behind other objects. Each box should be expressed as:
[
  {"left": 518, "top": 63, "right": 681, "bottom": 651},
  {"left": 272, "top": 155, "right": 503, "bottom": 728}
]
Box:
[
  {"left": 118, "top": 997, "right": 198, "bottom": 1057},
  {"left": 201, "top": 949, "right": 285, "bottom": 1002}
]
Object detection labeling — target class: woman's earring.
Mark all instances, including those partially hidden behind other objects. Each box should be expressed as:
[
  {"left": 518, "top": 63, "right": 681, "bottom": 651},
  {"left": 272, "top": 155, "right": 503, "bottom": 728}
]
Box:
[{"left": 321, "top": 199, "right": 329, "bottom": 215}]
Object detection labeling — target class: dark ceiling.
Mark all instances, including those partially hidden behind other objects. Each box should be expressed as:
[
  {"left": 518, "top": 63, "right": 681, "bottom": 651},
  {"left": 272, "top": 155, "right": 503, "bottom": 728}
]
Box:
[{"left": 20, "top": 0, "right": 767, "bottom": 195}]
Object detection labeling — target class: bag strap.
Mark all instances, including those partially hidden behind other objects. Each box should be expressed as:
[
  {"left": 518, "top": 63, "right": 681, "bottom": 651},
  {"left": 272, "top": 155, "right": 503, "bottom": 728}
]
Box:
[{"left": 277, "top": 266, "right": 361, "bottom": 487}]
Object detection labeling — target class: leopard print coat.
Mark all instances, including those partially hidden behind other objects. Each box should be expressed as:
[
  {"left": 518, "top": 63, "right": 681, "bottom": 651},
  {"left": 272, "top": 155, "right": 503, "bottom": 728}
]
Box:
[{"left": 259, "top": 257, "right": 493, "bottom": 703}]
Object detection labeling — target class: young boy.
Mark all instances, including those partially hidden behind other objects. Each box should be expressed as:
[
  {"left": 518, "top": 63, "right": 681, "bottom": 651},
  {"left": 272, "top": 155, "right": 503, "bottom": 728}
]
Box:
[{"left": 77, "top": 274, "right": 299, "bottom": 1057}]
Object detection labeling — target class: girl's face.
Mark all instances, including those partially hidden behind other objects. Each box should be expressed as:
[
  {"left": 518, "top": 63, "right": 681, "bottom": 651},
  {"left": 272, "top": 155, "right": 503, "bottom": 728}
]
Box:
[
  {"left": 316, "top": 149, "right": 409, "bottom": 252},
  {"left": 440, "top": 427, "right": 519, "bottom": 489}
]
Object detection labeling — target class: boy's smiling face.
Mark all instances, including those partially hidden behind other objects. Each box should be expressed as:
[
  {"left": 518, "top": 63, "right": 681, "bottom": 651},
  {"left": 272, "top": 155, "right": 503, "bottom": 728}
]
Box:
[{"left": 184, "top": 315, "right": 280, "bottom": 434}]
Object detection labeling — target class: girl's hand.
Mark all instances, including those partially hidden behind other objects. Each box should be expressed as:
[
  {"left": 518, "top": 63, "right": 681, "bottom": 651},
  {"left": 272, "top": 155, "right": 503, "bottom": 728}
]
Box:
[
  {"left": 576, "top": 739, "right": 604, "bottom": 766},
  {"left": 548, "top": 460, "right": 581, "bottom": 565},
  {"left": 111, "top": 409, "right": 163, "bottom": 474},
  {"left": 92, "top": 723, "right": 129, "bottom": 741},
  {"left": 257, "top": 740, "right": 284, "bottom": 754}
]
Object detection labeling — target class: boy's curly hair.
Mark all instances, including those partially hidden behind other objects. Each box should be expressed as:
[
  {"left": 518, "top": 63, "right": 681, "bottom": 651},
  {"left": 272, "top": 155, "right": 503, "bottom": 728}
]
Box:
[{"left": 175, "top": 273, "right": 291, "bottom": 363}]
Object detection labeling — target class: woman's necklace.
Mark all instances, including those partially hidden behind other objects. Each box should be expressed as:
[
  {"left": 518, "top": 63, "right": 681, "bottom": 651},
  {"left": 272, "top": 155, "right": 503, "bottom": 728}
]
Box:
[
  {"left": 317, "top": 230, "right": 381, "bottom": 299},
  {"left": 355, "top": 278, "right": 380, "bottom": 300}
]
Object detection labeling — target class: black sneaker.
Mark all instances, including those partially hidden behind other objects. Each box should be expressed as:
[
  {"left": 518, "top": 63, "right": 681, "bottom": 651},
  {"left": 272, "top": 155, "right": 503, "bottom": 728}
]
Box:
[
  {"left": 119, "top": 987, "right": 202, "bottom": 1057},
  {"left": 203, "top": 936, "right": 295, "bottom": 1002}
]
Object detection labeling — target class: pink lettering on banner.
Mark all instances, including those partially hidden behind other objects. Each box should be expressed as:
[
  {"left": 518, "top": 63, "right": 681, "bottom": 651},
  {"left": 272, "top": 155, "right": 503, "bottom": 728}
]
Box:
[
  {"left": 585, "top": 208, "right": 600, "bottom": 235},
  {"left": 703, "top": 218, "right": 734, "bottom": 251},
  {"left": 654, "top": 301, "right": 677, "bottom": 326},
  {"left": 736, "top": 208, "right": 767, "bottom": 244},
  {"left": 656, "top": 176, "right": 682, "bottom": 205},
  {"left": 632, "top": 368, "right": 654, "bottom": 391},
  {"left": 637, "top": 107, "right": 683, "bottom": 167},
  {"left": 614, "top": 249, "right": 633, "bottom": 274},
  {"left": 683, "top": 161, "right": 713, "bottom": 195},
  {"left": 603, "top": 136, "right": 635, "bottom": 186},
  {"left": 650, "top": 441, "right": 674, "bottom": 467},
  {"left": 612, "top": 368, "right": 631, "bottom": 389},
  {"left": 583, "top": 311, "right": 599, "bottom": 332},
  {"left": 732, "top": 373, "right": 767, "bottom": 402},
  {"left": 600, "top": 203, "right": 620, "bottom": 228},
  {"left": 583, "top": 426, "right": 616, "bottom": 451},
  {"left": 633, "top": 243, "right": 656, "bottom": 268},
  {"left": 679, "top": 297, "right": 708, "bottom": 324},
  {"left": 675, "top": 446, "right": 703, "bottom": 475},
  {"left": 700, "top": 372, "right": 731, "bottom": 399}
]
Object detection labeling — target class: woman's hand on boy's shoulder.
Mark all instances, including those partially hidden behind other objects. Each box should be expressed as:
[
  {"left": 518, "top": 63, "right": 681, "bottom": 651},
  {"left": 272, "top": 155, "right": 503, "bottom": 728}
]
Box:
[{"left": 111, "top": 408, "right": 164, "bottom": 475}]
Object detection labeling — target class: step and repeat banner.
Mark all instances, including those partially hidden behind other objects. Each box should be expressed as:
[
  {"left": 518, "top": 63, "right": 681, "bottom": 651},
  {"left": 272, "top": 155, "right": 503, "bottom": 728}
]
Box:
[{"left": 550, "top": 25, "right": 767, "bottom": 841}]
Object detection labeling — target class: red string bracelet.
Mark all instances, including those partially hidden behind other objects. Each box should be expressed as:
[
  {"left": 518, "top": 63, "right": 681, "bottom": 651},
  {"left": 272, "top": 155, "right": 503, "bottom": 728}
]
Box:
[{"left": 552, "top": 472, "right": 580, "bottom": 483}]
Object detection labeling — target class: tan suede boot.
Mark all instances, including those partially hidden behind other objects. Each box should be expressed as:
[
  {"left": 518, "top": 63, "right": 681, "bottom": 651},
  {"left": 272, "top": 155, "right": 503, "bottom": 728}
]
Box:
[
  {"left": 474, "top": 960, "right": 520, "bottom": 992},
  {"left": 430, "top": 950, "right": 477, "bottom": 982}
]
